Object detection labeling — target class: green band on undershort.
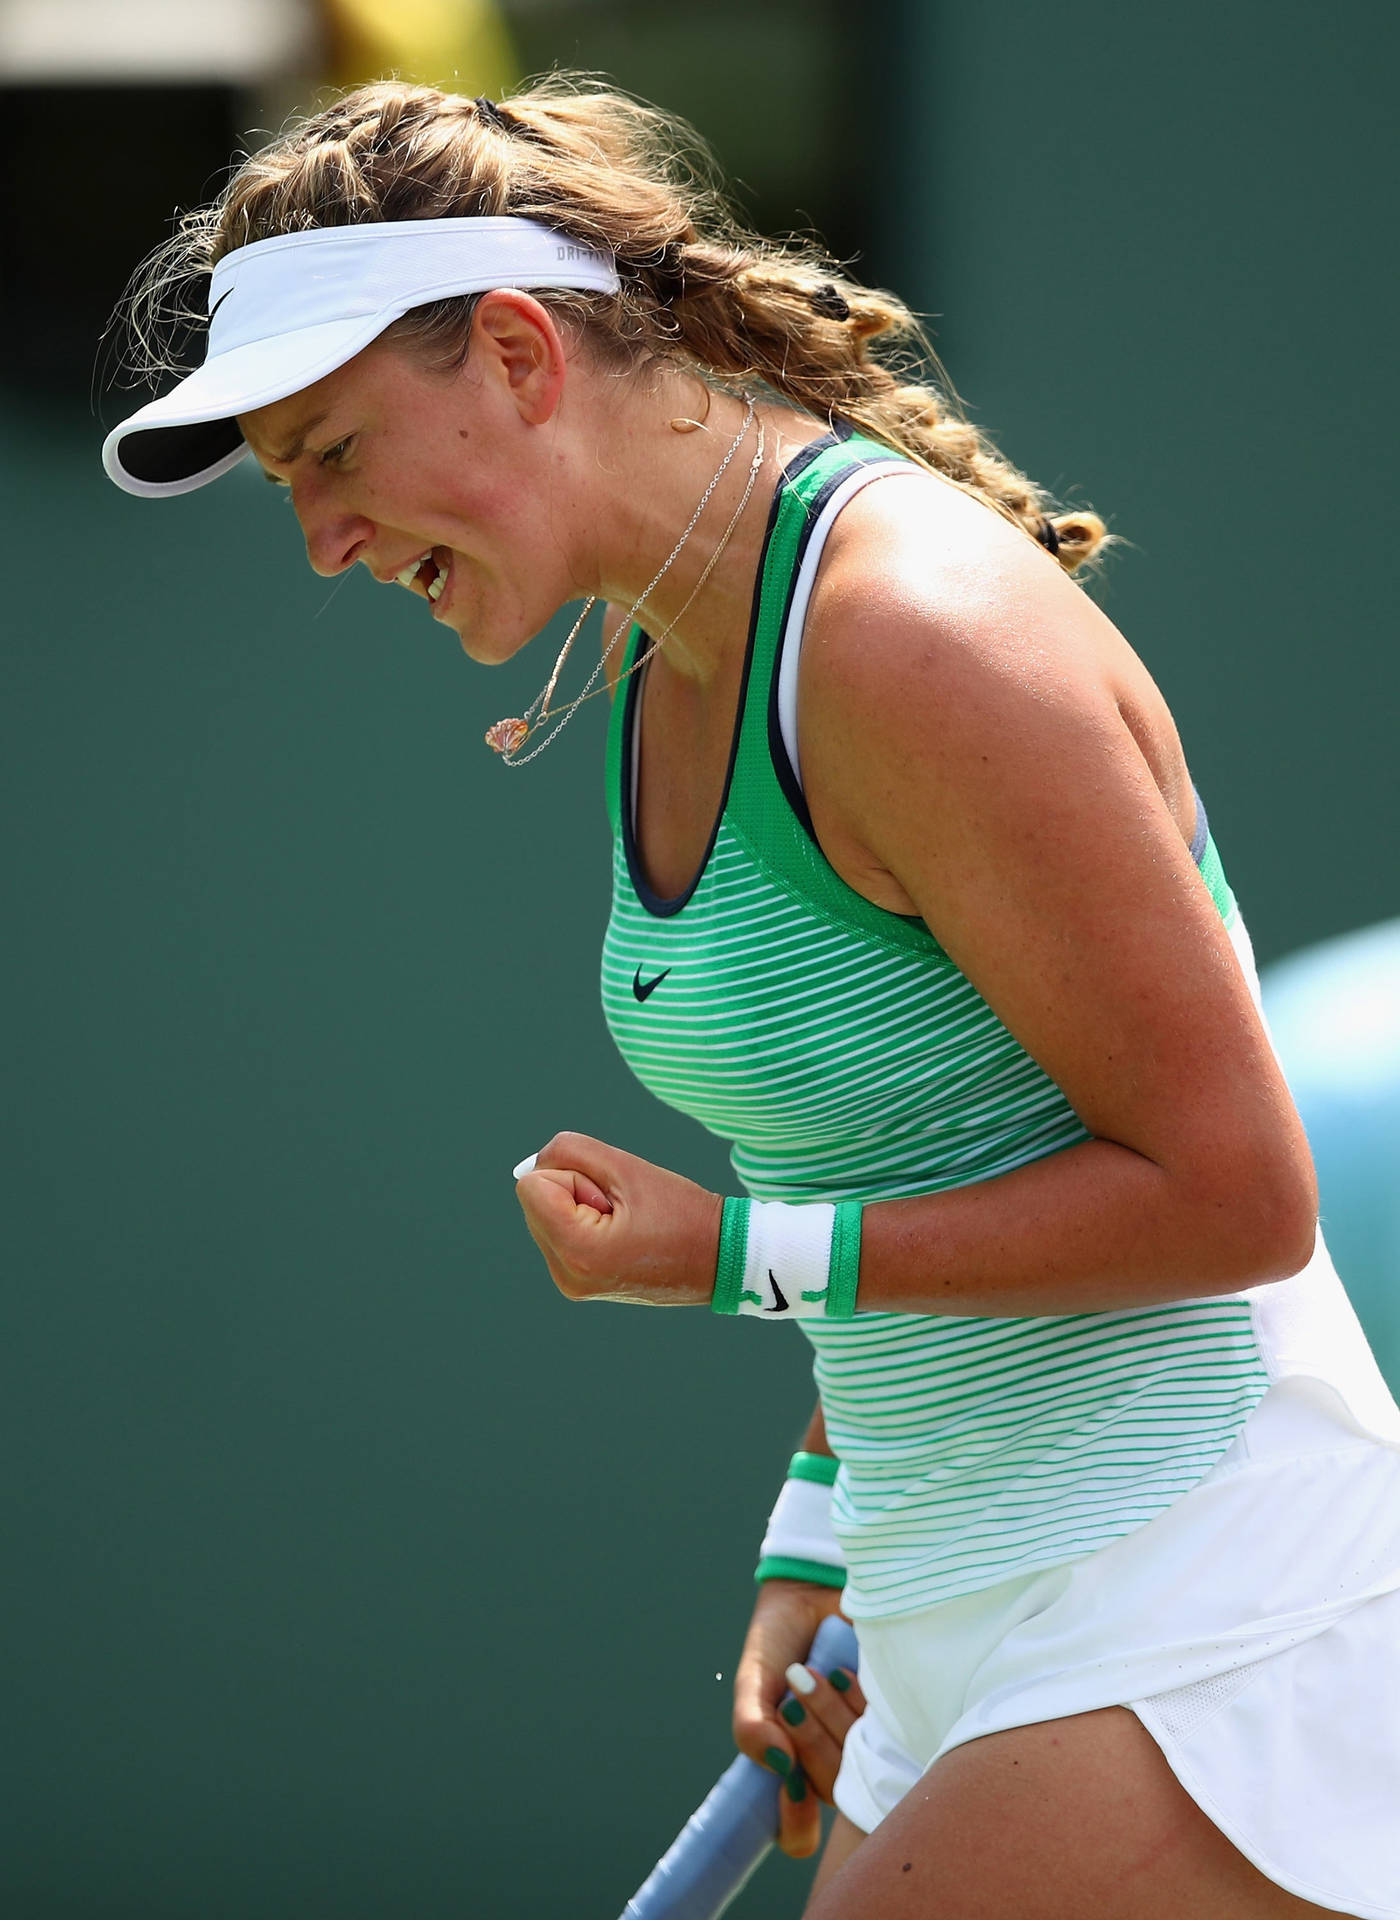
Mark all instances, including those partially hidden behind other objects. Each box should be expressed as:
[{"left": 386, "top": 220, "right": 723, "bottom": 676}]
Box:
[
  {"left": 788, "top": 1451, "right": 840, "bottom": 1487},
  {"left": 754, "top": 1555, "right": 847, "bottom": 1589},
  {"left": 711, "top": 1195, "right": 750, "bottom": 1316},
  {"left": 824, "top": 1201, "right": 863, "bottom": 1318}
]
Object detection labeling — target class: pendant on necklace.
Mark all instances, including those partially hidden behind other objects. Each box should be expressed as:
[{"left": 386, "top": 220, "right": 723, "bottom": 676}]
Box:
[{"left": 484, "top": 716, "right": 530, "bottom": 755}]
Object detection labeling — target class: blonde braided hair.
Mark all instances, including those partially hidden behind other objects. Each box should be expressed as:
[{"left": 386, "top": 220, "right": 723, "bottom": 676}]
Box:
[{"left": 115, "top": 74, "right": 1110, "bottom": 574}]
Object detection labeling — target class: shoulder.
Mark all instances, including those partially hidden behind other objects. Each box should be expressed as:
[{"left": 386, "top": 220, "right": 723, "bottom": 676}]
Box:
[
  {"left": 796, "top": 467, "right": 1201, "bottom": 921},
  {"left": 800, "top": 470, "right": 1129, "bottom": 822},
  {"left": 804, "top": 468, "right": 1115, "bottom": 724}
]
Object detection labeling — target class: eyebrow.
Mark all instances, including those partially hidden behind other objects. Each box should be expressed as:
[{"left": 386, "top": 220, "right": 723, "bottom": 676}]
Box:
[{"left": 255, "top": 409, "right": 332, "bottom": 468}]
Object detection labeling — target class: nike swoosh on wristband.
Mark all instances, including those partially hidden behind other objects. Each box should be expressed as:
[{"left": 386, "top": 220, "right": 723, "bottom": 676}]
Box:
[
  {"left": 632, "top": 965, "right": 671, "bottom": 1002},
  {"left": 766, "top": 1270, "right": 789, "bottom": 1313}
]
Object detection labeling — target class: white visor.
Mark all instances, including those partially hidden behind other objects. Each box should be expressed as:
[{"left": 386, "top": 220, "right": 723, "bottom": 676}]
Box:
[{"left": 102, "top": 217, "right": 621, "bottom": 498}]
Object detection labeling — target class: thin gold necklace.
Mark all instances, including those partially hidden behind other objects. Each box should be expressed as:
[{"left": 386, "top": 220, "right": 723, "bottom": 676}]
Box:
[{"left": 486, "top": 398, "right": 763, "bottom": 766}]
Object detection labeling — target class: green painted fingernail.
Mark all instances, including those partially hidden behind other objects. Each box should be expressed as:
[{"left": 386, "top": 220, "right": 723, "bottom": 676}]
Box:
[
  {"left": 786, "top": 1769, "right": 807, "bottom": 1802},
  {"left": 828, "top": 1668, "right": 852, "bottom": 1692},
  {"left": 764, "top": 1746, "right": 791, "bottom": 1776},
  {"left": 780, "top": 1697, "right": 806, "bottom": 1727}
]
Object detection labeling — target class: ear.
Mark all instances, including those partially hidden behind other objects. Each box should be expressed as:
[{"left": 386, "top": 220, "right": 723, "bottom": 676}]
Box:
[{"left": 471, "top": 290, "right": 569, "bottom": 427}]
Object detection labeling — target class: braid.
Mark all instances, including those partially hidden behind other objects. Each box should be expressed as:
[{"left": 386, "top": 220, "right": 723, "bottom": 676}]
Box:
[
  {"left": 111, "top": 73, "right": 1110, "bottom": 574},
  {"left": 659, "top": 249, "right": 1105, "bottom": 570}
]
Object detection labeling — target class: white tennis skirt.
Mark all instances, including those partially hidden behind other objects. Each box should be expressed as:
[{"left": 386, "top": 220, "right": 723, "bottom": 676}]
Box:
[{"left": 833, "top": 1377, "right": 1400, "bottom": 1917}]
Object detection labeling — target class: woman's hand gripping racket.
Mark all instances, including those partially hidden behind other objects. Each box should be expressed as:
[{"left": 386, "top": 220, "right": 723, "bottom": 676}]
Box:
[{"left": 618, "top": 1613, "right": 862, "bottom": 1920}]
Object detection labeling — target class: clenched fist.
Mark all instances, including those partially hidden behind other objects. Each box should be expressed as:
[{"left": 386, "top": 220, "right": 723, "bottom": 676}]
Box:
[{"left": 514, "top": 1131, "right": 723, "bottom": 1307}]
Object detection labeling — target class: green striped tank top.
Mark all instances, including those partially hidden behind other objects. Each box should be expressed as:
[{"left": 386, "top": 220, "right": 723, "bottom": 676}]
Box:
[{"left": 601, "top": 430, "right": 1269, "bottom": 1619}]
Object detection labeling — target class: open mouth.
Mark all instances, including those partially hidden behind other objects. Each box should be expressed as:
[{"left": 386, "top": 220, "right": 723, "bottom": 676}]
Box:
[{"left": 395, "top": 550, "right": 450, "bottom": 603}]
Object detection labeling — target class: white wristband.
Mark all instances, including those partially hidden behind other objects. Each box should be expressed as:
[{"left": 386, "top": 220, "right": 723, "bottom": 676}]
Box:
[
  {"left": 712, "top": 1197, "right": 863, "bottom": 1320},
  {"left": 754, "top": 1452, "right": 846, "bottom": 1587},
  {"left": 739, "top": 1200, "right": 834, "bottom": 1317},
  {"left": 760, "top": 1477, "right": 841, "bottom": 1567}
]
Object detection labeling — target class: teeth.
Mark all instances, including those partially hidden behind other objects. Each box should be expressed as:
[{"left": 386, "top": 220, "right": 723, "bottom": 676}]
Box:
[
  {"left": 395, "top": 551, "right": 432, "bottom": 588},
  {"left": 426, "top": 560, "right": 447, "bottom": 602}
]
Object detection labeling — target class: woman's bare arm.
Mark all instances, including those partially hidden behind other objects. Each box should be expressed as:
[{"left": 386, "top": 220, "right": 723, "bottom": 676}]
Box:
[
  {"left": 792, "top": 479, "right": 1318, "bottom": 1314},
  {"left": 801, "top": 1402, "right": 833, "bottom": 1456}
]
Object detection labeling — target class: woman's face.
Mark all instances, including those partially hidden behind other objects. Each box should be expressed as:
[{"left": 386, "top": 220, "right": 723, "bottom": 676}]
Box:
[{"left": 237, "top": 295, "right": 586, "bottom": 665}]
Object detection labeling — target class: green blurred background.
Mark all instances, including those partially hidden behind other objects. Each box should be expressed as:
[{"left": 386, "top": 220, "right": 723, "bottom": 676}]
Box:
[{"left": 3, "top": 2, "right": 1396, "bottom": 1914}]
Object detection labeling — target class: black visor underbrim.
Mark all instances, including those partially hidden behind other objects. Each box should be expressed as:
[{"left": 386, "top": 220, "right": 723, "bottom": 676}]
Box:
[{"left": 116, "top": 416, "right": 245, "bottom": 487}]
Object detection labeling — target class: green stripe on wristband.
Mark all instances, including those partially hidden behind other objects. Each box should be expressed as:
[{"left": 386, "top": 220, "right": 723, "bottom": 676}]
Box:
[
  {"left": 824, "top": 1201, "right": 863, "bottom": 1318},
  {"left": 711, "top": 1195, "right": 750, "bottom": 1316},
  {"left": 754, "top": 1555, "right": 847, "bottom": 1589},
  {"left": 788, "top": 1451, "right": 840, "bottom": 1487}
]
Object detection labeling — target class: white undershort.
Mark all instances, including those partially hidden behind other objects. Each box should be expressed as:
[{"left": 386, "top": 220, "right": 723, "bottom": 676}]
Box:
[{"left": 833, "top": 1376, "right": 1400, "bottom": 1917}]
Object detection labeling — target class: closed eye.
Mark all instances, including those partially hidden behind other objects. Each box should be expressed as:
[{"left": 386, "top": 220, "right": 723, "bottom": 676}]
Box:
[{"left": 257, "top": 434, "right": 352, "bottom": 488}]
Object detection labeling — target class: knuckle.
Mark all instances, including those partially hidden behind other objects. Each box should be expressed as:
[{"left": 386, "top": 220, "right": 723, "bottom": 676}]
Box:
[
  {"left": 547, "top": 1130, "right": 594, "bottom": 1160},
  {"left": 732, "top": 1711, "right": 769, "bottom": 1753}
]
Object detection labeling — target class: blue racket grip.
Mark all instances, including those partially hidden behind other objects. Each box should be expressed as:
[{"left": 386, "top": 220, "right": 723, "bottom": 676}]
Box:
[{"left": 619, "top": 1613, "right": 860, "bottom": 1920}]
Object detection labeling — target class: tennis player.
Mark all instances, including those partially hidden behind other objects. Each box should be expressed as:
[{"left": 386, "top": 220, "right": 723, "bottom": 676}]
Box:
[{"left": 104, "top": 78, "right": 1400, "bottom": 1918}]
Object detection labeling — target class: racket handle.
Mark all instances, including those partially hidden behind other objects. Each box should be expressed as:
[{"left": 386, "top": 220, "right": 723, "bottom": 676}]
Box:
[{"left": 619, "top": 1613, "right": 859, "bottom": 1920}]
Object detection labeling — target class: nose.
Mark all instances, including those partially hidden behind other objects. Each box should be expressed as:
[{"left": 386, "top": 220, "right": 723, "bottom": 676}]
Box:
[{"left": 294, "top": 493, "right": 375, "bottom": 578}]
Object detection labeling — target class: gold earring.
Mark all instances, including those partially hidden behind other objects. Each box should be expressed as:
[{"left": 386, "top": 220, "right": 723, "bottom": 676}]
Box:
[{"left": 669, "top": 383, "right": 714, "bottom": 433}]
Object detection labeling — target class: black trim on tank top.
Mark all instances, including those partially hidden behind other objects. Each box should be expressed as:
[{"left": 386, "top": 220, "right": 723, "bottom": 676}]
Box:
[
  {"left": 621, "top": 427, "right": 845, "bottom": 918},
  {"left": 765, "top": 452, "right": 914, "bottom": 847}
]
